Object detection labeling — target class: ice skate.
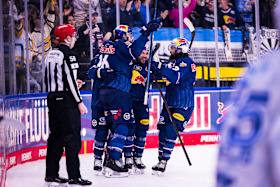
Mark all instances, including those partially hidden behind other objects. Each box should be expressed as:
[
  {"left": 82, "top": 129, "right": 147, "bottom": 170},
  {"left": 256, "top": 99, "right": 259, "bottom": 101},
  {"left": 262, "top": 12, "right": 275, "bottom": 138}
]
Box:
[
  {"left": 124, "top": 157, "right": 134, "bottom": 174},
  {"left": 133, "top": 157, "right": 146, "bottom": 174},
  {"left": 152, "top": 160, "right": 167, "bottom": 176},
  {"left": 44, "top": 176, "right": 68, "bottom": 187},
  {"left": 104, "top": 157, "right": 129, "bottom": 178},
  {"left": 93, "top": 158, "right": 103, "bottom": 175}
]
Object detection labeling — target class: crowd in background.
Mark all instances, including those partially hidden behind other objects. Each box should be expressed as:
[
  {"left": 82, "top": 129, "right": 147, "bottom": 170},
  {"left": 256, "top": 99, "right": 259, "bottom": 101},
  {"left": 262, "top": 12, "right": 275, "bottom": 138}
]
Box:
[{"left": 2, "top": 0, "right": 278, "bottom": 93}]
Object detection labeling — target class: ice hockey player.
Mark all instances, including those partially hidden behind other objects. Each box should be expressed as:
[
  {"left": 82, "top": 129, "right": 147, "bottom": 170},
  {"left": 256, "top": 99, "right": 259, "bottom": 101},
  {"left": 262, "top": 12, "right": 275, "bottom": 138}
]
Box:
[
  {"left": 93, "top": 20, "right": 161, "bottom": 178},
  {"left": 87, "top": 56, "right": 115, "bottom": 175},
  {"left": 151, "top": 37, "right": 196, "bottom": 176},
  {"left": 216, "top": 1, "right": 280, "bottom": 186},
  {"left": 87, "top": 25, "right": 137, "bottom": 175},
  {"left": 123, "top": 44, "right": 152, "bottom": 174}
]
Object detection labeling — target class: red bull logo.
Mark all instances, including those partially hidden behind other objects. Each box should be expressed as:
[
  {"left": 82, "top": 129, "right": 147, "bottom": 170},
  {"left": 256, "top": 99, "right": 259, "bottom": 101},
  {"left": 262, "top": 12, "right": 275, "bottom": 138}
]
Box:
[
  {"left": 177, "top": 39, "right": 187, "bottom": 46},
  {"left": 216, "top": 102, "right": 232, "bottom": 124},
  {"left": 131, "top": 70, "right": 146, "bottom": 86},
  {"left": 118, "top": 25, "right": 129, "bottom": 32},
  {"left": 224, "top": 15, "right": 235, "bottom": 25}
]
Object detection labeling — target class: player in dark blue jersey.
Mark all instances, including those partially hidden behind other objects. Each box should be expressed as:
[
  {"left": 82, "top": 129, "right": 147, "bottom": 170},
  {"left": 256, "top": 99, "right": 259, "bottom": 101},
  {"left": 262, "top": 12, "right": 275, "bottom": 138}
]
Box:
[
  {"left": 151, "top": 37, "right": 196, "bottom": 176},
  {"left": 87, "top": 56, "right": 115, "bottom": 175},
  {"left": 90, "top": 20, "right": 161, "bottom": 177},
  {"left": 122, "top": 45, "right": 150, "bottom": 174}
]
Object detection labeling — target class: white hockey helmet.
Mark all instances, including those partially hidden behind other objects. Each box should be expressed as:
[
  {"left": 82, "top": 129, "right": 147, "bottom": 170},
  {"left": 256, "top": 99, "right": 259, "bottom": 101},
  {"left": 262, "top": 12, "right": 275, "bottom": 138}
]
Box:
[{"left": 168, "top": 38, "right": 190, "bottom": 53}]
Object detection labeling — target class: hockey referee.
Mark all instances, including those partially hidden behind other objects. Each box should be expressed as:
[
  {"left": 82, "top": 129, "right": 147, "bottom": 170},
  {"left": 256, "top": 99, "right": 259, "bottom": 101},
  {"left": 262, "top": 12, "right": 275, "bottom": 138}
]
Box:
[{"left": 44, "top": 24, "right": 91, "bottom": 186}]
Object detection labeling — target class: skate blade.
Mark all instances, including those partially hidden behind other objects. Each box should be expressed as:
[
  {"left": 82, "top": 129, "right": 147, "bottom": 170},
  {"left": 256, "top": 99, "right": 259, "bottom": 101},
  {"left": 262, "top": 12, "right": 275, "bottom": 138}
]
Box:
[
  {"left": 44, "top": 182, "right": 69, "bottom": 187},
  {"left": 152, "top": 169, "right": 158, "bottom": 175},
  {"left": 95, "top": 170, "right": 102, "bottom": 176},
  {"left": 128, "top": 168, "right": 133, "bottom": 175},
  {"left": 134, "top": 168, "right": 145, "bottom": 174},
  {"left": 157, "top": 171, "right": 164, "bottom": 176},
  {"left": 104, "top": 168, "right": 129, "bottom": 178}
]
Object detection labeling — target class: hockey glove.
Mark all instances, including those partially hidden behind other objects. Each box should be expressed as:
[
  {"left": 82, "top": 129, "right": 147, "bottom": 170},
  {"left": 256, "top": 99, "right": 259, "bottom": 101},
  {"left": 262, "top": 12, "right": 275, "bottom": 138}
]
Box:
[
  {"left": 151, "top": 61, "right": 162, "bottom": 78},
  {"left": 141, "top": 19, "right": 162, "bottom": 37},
  {"left": 97, "top": 68, "right": 116, "bottom": 82}
]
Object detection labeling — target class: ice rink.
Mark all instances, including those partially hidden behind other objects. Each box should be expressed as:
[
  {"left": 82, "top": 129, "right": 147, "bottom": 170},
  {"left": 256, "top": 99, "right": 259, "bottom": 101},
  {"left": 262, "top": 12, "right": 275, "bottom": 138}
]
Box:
[{"left": 6, "top": 144, "right": 219, "bottom": 187}]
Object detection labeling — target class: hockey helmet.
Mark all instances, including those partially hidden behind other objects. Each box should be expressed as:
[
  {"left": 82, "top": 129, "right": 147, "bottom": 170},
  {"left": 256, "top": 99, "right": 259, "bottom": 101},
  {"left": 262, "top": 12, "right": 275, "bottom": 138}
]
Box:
[
  {"left": 54, "top": 24, "right": 77, "bottom": 41},
  {"left": 113, "top": 25, "right": 133, "bottom": 39},
  {"left": 168, "top": 38, "right": 190, "bottom": 53}
]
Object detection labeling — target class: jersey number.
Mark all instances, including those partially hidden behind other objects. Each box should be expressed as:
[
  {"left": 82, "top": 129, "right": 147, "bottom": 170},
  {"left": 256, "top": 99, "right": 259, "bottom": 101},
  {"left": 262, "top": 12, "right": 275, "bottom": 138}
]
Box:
[{"left": 97, "top": 54, "right": 110, "bottom": 68}]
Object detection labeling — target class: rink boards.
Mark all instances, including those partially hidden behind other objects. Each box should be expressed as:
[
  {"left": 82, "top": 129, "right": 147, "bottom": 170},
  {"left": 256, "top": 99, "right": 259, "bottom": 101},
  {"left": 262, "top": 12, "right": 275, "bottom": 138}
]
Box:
[{"left": 0, "top": 88, "right": 234, "bottom": 170}]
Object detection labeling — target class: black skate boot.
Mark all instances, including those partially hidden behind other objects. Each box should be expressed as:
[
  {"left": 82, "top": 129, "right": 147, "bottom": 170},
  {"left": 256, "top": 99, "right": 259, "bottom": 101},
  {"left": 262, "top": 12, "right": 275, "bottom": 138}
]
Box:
[
  {"left": 152, "top": 160, "right": 167, "bottom": 176},
  {"left": 125, "top": 157, "right": 134, "bottom": 174},
  {"left": 104, "top": 156, "right": 129, "bottom": 178},
  {"left": 93, "top": 158, "right": 103, "bottom": 175},
  {"left": 133, "top": 157, "right": 146, "bottom": 174}
]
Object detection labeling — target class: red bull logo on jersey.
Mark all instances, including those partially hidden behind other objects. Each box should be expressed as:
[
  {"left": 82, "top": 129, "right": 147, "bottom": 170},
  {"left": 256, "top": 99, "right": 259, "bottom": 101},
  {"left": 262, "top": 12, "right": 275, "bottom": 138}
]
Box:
[
  {"left": 100, "top": 45, "right": 115, "bottom": 54},
  {"left": 223, "top": 15, "right": 235, "bottom": 25},
  {"left": 216, "top": 102, "right": 232, "bottom": 124},
  {"left": 131, "top": 70, "right": 146, "bottom": 86}
]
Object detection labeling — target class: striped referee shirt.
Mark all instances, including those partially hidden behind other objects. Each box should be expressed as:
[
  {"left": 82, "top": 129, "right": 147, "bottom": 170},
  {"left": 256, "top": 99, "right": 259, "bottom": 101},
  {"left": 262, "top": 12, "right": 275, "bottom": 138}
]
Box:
[{"left": 44, "top": 44, "right": 83, "bottom": 103}]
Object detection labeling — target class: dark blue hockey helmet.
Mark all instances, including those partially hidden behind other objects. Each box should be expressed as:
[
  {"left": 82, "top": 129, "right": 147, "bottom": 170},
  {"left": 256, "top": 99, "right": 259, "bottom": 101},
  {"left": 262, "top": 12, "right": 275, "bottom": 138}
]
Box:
[{"left": 113, "top": 25, "right": 133, "bottom": 40}]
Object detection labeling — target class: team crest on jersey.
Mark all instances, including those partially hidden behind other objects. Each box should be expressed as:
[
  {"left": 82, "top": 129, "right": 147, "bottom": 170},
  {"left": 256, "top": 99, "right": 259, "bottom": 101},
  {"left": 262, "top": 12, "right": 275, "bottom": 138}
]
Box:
[
  {"left": 179, "top": 62, "right": 187, "bottom": 67},
  {"left": 100, "top": 44, "right": 115, "bottom": 54}
]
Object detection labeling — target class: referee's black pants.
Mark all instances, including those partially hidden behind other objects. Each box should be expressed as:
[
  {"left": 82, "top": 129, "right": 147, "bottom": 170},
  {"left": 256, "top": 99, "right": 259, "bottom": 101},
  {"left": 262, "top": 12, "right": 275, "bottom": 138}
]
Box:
[{"left": 46, "top": 92, "right": 81, "bottom": 179}]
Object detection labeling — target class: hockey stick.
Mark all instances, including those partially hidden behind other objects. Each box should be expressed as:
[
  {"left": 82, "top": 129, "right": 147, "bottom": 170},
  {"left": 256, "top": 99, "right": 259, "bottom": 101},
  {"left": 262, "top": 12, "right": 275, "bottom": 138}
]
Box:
[
  {"left": 183, "top": 17, "right": 196, "bottom": 51},
  {"left": 152, "top": 73, "right": 192, "bottom": 166},
  {"left": 143, "top": 0, "right": 159, "bottom": 105}
]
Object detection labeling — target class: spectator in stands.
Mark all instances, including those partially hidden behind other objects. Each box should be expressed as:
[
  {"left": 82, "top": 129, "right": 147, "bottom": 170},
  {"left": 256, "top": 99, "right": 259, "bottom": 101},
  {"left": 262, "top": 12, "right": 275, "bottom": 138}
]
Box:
[
  {"left": 218, "top": 0, "right": 245, "bottom": 30},
  {"left": 31, "top": 1, "right": 55, "bottom": 89},
  {"left": 77, "top": 12, "right": 103, "bottom": 60},
  {"left": 76, "top": 12, "right": 104, "bottom": 87},
  {"left": 168, "top": 0, "right": 196, "bottom": 28},
  {"left": 65, "top": 14, "right": 77, "bottom": 28},
  {"left": 132, "top": 0, "right": 169, "bottom": 27},
  {"left": 109, "top": 0, "right": 142, "bottom": 31},
  {"left": 27, "top": 3, "right": 39, "bottom": 33},
  {"left": 196, "top": 0, "right": 214, "bottom": 28},
  {"left": 10, "top": 2, "right": 41, "bottom": 93},
  {"left": 132, "top": 0, "right": 151, "bottom": 27},
  {"left": 235, "top": 0, "right": 255, "bottom": 27},
  {"left": 260, "top": 0, "right": 276, "bottom": 28},
  {"left": 73, "top": 0, "right": 103, "bottom": 29},
  {"left": 100, "top": 0, "right": 115, "bottom": 33}
]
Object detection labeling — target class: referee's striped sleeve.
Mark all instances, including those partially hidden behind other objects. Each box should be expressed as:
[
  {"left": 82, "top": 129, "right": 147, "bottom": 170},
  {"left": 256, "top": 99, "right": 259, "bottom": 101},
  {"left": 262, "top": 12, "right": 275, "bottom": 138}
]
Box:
[{"left": 64, "top": 60, "right": 83, "bottom": 103}]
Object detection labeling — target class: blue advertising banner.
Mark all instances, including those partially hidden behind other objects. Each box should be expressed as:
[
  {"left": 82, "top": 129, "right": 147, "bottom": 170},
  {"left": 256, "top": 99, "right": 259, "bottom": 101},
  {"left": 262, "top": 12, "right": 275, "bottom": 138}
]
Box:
[{"left": 1, "top": 88, "right": 234, "bottom": 154}]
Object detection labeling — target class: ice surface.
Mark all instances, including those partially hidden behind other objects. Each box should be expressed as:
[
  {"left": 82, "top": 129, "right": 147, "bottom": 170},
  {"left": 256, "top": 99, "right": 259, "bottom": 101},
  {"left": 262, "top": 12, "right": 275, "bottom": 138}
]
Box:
[{"left": 6, "top": 145, "right": 219, "bottom": 187}]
